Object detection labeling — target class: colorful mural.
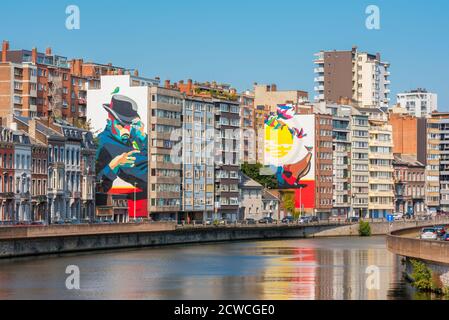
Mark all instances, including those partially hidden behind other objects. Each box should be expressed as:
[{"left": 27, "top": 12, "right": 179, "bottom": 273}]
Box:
[
  {"left": 88, "top": 76, "right": 149, "bottom": 218},
  {"left": 264, "top": 105, "right": 315, "bottom": 209}
]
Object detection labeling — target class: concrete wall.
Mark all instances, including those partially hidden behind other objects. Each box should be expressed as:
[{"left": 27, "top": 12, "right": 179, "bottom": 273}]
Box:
[{"left": 1, "top": 220, "right": 444, "bottom": 259}]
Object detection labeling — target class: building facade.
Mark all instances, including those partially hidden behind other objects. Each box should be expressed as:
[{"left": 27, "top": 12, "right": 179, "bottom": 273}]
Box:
[
  {"left": 396, "top": 88, "right": 437, "bottom": 117},
  {"left": 393, "top": 155, "right": 426, "bottom": 216},
  {"left": 12, "top": 130, "right": 32, "bottom": 222},
  {"left": 0, "top": 127, "right": 15, "bottom": 222},
  {"left": 314, "top": 47, "right": 390, "bottom": 108},
  {"left": 426, "top": 112, "right": 449, "bottom": 213},
  {"left": 388, "top": 111, "right": 427, "bottom": 164}
]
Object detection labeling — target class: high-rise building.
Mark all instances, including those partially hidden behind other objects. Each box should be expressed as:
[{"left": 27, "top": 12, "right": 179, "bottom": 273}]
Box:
[
  {"left": 239, "top": 90, "right": 256, "bottom": 164},
  {"left": 177, "top": 80, "right": 241, "bottom": 221},
  {"left": 325, "top": 104, "right": 369, "bottom": 218},
  {"left": 426, "top": 112, "right": 449, "bottom": 213},
  {"left": 396, "top": 88, "right": 438, "bottom": 117},
  {"left": 148, "top": 84, "right": 183, "bottom": 221},
  {"left": 297, "top": 106, "right": 334, "bottom": 218},
  {"left": 358, "top": 108, "right": 395, "bottom": 218},
  {"left": 314, "top": 47, "right": 391, "bottom": 108}
]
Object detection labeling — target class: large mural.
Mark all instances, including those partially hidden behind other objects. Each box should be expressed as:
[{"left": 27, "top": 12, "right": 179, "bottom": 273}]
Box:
[
  {"left": 87, "top": 76, "right": 148, "bottom": 218},
  {"left": 264, "top": 105, "right": 315, "bottom": 209}
]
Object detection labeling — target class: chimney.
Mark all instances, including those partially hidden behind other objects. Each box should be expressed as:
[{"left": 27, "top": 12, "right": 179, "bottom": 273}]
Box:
[
  {"left": 164, "top": 80, "right": 171, "bottom": 88},
  {"left": 29, "top": 118, "right": 37, "bottom": 140},
  {"left": 134, "top": 69, "right": 139, "bottom": 77},
  {"left": 31, "top": 47, "right": 37, "bottom": 64},
  {"left": 187, "top": 79, "right": 193, "bottom": 93},
  {"left": 271, "top": 84, "right": 277, "bottom": 92},
  {"left": 45, "top": 47, "right": 52, "bottom": 56},
  {"left": 2, "top": 40, "right": 9, "bottom": 63}
]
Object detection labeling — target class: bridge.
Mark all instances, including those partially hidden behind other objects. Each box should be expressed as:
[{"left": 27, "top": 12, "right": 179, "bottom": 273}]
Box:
[{"left": 387, "top": 221, "right": 449, "bottom": 289}]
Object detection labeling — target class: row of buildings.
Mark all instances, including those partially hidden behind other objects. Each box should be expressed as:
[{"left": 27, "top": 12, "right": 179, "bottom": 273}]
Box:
[
  {"left": 0, "top": 40, "right": 445, "bottom": 223},
  {"left": 0, "top": 116, "right": 96, "bottom": 223}
]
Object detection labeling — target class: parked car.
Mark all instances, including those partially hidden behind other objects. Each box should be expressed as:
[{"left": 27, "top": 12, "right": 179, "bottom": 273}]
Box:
[
  {"left": 393, "top": 213, "right": 404, "bottom": 221},
  {"left": 281, "top": 216, "right": 295, "bottom": 224},
  {"left": 298, "top": 216, "right": 310, "bottom": 224},
  {"left": 244, "top": 218, "right": 257, "bottom": 225},
  {"left": 205, "top": 218, "right": 214, "bottom": 225},
  {"left": 258, "top": 217, "right": 275, "bottom": 224},
  {"left": 309, "top": 216, "right": 319, "bottom": 223},
  {"left": 434, "top": 226, "right": 446, "bottom": 237},
  {"left": 346, "top": 217, "right": 360, "bottom": 223},
  {"left": 420, "top": 227, "right": 438, "bottom": 240},
  {"left": 218, "top": 218, "right": 233, "bottom": 225},
  {"left": 31, "top": 221, "right": 46, "bottom": 226},
  {"left": 441, "top": 234, "right": 449, "bottom": 242}
]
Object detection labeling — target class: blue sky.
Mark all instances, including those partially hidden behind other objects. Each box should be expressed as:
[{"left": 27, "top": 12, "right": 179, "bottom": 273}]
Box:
[{"left": 1, "top": 0, "right": 448, "bottom": 108}]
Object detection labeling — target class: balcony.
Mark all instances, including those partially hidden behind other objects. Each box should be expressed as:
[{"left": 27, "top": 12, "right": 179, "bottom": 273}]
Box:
[
  {"left": 314, "top": 76, "right": 324, "bottom": 82},
  {"left": 78, "top": 98, "right": 87, "bottom": 105},
  {"left": 314, "top": 67, "right": 324, "bottom": 73},
  {"left": 314, "top": 85, "right": 324, "bottom": 92}
]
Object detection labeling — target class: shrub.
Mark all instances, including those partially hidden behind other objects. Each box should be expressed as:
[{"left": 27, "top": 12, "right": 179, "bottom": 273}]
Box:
[
  {"left": 410, "top": 259, "right": 433, "bottom": 292},
  {"left": 358, "top": 220, "right": 371, "bottom": 237}
]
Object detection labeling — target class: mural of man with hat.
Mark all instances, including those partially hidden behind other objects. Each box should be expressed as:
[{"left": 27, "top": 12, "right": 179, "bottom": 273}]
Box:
[{"left": 96, "top": 94, "right": 148, "bottom": 218}]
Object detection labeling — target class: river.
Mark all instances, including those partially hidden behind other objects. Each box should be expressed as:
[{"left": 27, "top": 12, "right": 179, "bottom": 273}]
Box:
[{"left": 0, "top": 236, "right": 423, "bottom": 300}]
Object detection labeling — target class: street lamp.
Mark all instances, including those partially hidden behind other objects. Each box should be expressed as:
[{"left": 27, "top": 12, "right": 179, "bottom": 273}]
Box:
[{"left": 134, "top": 181, "right": 137, "bottom": 221}]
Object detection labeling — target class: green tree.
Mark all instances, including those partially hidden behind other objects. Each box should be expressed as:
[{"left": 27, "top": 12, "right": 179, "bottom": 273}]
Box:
[
  {"left": 241, "top": 163, "right": 278, "bottom": 189},
  {"left": 410, "top": 259, "right": 433, "bottom": 292},
  {"left": 282, "top": 192, "right": 296, "bottom": 216},
  {"left": 358, "top": 220, "right": 371, "bottom": 237}
]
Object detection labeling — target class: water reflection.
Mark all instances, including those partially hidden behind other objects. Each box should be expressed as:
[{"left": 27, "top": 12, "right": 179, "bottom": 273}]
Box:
[{"left": 0, "top": 236, "right": 416, "bottom": 300}]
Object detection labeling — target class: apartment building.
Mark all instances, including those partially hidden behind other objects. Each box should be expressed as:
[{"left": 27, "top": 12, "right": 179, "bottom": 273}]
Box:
[
  {"left": 396, "top": 88, "right": 437, "bottom": 117},
  {"left": 393, "top": 155, "right": 426, "bottom": 216},
  {"left": 325, "top": 104, "right": 370, "bottom": 218},
  {"left": 329, "top": 105, "right": 351, "bottom": 217},
  {"left": 426, "top": 112, "right": 449, "bottom": 213},
  {"left": 349, "top": 110, "right": 370, "bottom": 218},
  {"left": 358, "top": 108, "right": 395, "bottom": 218},
  {"left": 177, "top": 80, "right": 241, "bottom": 221},
  {"left": 314, "top": 47, "right": 390, "bottom": 108},
  {"left": 388, "top": 111, "right": 427, "bottom": 164},
  {"left": 297, "top": 106, "right": 333, "bottom": 218},
  {"left": 148, "top": 84, "right": 183, "bottom": 221},
  {"left": 239, "top": 90, "right": 256, "bottom": 164}
]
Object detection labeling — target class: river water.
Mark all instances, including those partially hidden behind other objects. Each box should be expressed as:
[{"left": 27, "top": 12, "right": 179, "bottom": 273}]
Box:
[{"left": 0, "top": 236, "right": 424, "bottom": 300}]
